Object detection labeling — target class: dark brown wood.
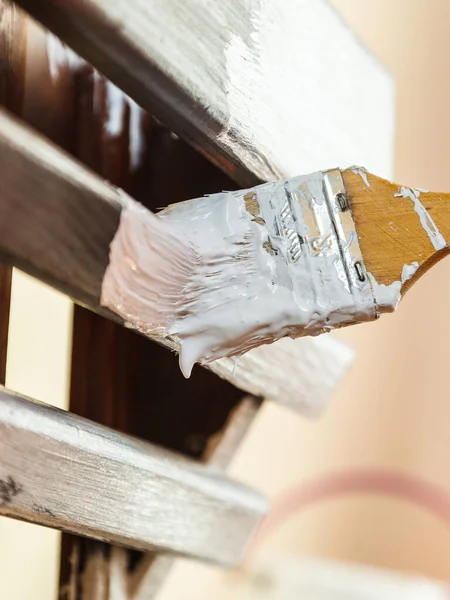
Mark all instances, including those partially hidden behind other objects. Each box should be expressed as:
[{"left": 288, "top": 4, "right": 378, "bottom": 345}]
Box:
[
  {"left": 0, "top": 0, "right": 27, "bottom": 384},
  {"left": 0, "top": 266, "right": 12, "bottom": 384},
  {"left": 0, "top": 0, "right": 27, "bottom": 112}
]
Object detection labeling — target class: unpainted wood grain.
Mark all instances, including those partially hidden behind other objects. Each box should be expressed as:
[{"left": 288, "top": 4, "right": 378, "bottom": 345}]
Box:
[
  {"left": 15, "top": 0, "right": 394, "bottom": 186},
  {"left": 0, "top": 387, "right": 267, "bottom": 566},
  {"left": 344, "top": 169, "right": 450, "bottom": 294},
  {"left": 0, "top": 106, "right": 352, "bottom": 413}
]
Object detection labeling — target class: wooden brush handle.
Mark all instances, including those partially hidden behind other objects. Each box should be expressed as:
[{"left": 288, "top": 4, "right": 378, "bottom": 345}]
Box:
[{"left": 342, "top": 169, "right": 450, "bottom": 296}]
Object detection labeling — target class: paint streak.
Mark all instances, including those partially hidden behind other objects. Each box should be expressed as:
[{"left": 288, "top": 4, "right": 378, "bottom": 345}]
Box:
[
  {"left": 368, "top": 261, "right": 419, "bottom": 312},
  {"left": 218, "top": 1, "right": 393, "bottom": 181},
  {"left": 351, "top": 167, "right": 370, "bottom": 187},
  {"left": 394, "top": 187, "right": 446, "bottom": 250}
]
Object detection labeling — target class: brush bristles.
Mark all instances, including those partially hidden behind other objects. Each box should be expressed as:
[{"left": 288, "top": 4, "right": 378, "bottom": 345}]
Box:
[
  {"left": 101, "top": 207, "right": 200, "bottom": 338},
  {"left": 101, "top": 194, "right": 280, "bottom": 378},
  {"left": 102, "top": 174, "right": 375, "bottom": 379}
]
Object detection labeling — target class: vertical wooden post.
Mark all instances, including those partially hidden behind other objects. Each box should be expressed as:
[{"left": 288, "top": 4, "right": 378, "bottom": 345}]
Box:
[
  {"left": 7, "top": 28, "right": 261, "bottom": 597},
  {"left": 0, "top": 0, "right": 27, "bottom": 383},
  {"left": 31, "top": 43, "right": 261, "bottom": 600}
]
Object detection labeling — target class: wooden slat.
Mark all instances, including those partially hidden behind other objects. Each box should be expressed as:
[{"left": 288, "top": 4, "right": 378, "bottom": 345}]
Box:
[
  {"left": 0, "top": 106, "right": 353, "bottom": 413},
  {"left": 14, "top": 0, "right": 394, "bottom": 186},
  {"left": 0, "top": 387, "right": 266, "bottom": 566},
  {"left": 77, "top": 396, "right": 263, "bottom": 600}
]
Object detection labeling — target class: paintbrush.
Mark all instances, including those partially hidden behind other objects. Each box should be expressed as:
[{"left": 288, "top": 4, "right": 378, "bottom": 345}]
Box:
[{"left": 101, "top": 167, "right": 448, "bottom": 377}]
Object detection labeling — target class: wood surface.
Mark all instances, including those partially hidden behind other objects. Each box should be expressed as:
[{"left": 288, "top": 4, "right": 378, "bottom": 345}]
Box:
[
  {"left": 49, "top": 56, "right": 260, "bottom": 599},
  {"left": 343, "top": 169, "right": 450, "bottom": 295},
  {"left": 15, "top": 0, "right": 394, "bottom": 186},
  {"left": 0, "top": 4, "right": 395, "bottom": 595},
  {"left": 63, "top": 396, "right": 263, "bottom": 600},
  {"left": 0, "top": 0, "right": 27, "bottom": 383},
  {"left": 0, "top": 387, "right": 266, "bottom": 566},
  {"left": 0, "top": 105, "right": 352, "bottom": 413}
]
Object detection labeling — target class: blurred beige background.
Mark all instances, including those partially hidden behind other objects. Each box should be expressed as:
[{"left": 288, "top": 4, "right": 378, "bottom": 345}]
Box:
[{"left": 3, "top": 0, "right": 450, "bottom": 598}]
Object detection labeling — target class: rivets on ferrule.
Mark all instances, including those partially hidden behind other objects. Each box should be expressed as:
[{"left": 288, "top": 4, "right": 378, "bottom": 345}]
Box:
[
  {"left": 354, "top": 261, "right": 366, "bottom": 282},
  {"left": 336, "top": 192, "right": 348, "bottom": 212}
]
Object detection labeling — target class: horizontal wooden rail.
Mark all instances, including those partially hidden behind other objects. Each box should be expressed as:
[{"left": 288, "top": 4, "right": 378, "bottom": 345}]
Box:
[
  {"left": 14, "top": 0, "right": 393, "bottom": 188},
  {"left": 0, "top": 107, "right": 353, "bottom": 413},
  {"left": 0, "top": 387, "right": 266, "bottom": 565}
]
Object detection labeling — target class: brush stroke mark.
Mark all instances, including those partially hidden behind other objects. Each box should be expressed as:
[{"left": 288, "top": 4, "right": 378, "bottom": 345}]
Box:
[{"left": 394, "top": 186, "right": 446, "bottom": 250}]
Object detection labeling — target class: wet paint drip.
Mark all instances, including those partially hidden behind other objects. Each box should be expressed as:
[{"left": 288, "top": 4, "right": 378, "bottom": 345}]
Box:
[
  {"left": 394, "top": 186, "right": 446, "bottom": 250},
  {"left": 101, "top": 171, "right": 377, "bottom": 377}
]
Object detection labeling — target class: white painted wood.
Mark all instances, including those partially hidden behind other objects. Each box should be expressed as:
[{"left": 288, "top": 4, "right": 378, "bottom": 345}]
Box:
[
  {"left": 17, "top": 0, "right": 395, "bottom": 185},
  {"left": 0, "top": 107, "right": 353, "bottom": 414},
  {"left": 0, "top": 387, "right": 267, "bottom": 566},
  {"left": 129, "top": 395, "right": 262, "bottom": 599},
  {"left": 213, "top": 336, "right": 355, "bottom": 416},
  {"left": 60, "top": 395, "right": 262, "bottom": 600},
  {"left": 240, "top": 558, "right": 450, "bottom": 599},
  {"left": 13, "top": 0, "right": 393, "bottom": 414}
]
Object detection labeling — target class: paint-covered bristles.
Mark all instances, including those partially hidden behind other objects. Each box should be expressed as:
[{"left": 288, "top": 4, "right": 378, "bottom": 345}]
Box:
[
  {"left": 101, "top": 171, "right": 379, "bottom": 377},
  {"left": 101, "top": 207, "right": 200, "bottom": 339}
]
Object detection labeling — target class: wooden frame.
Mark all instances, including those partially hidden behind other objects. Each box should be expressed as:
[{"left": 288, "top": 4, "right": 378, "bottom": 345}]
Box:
[
  {"left": 12, "top": 0, "right": 396, "bottom": 415},
  {"left": 0, "top": 106, "right": 354, "bottom": 414},
  {"left": 0, "top": 1, "right": 395, "bottom": 597},
  {"left": 0, "top": 386, "right": 266, "bottom": 565},
  {"left": 15, "top": 0, "right": 394, "bottom": 185}
]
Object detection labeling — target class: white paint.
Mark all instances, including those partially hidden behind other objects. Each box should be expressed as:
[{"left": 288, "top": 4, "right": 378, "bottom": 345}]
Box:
[
  {"left": 401, "top": 261, "right": 420, "bottom": 282},
  {"left": 368, "top": 261, "right": 419, "bottom": 312},
  {"left": 242, "top": 557, "right": 450, "bottom": 599},
  {"left": 351, "top": 167, "right": 370, "bottom": 187},
  {"left": 0, "top": 389, "right": 266, "bottom": 566},
  {"left": 215, "top": 0, "right": 394, "bottom": 179},
  {"left": 212, "top": 335, "right": 354, "bottom": 417},
  {"left": 102, "top": 171, "right": 375, "bottom": 378},
  {"left": 43, "top": 0, "right": 394, "bottom": 181},
  {"left": 394, "top": 186, "right": 446, "bottom": 250}
]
